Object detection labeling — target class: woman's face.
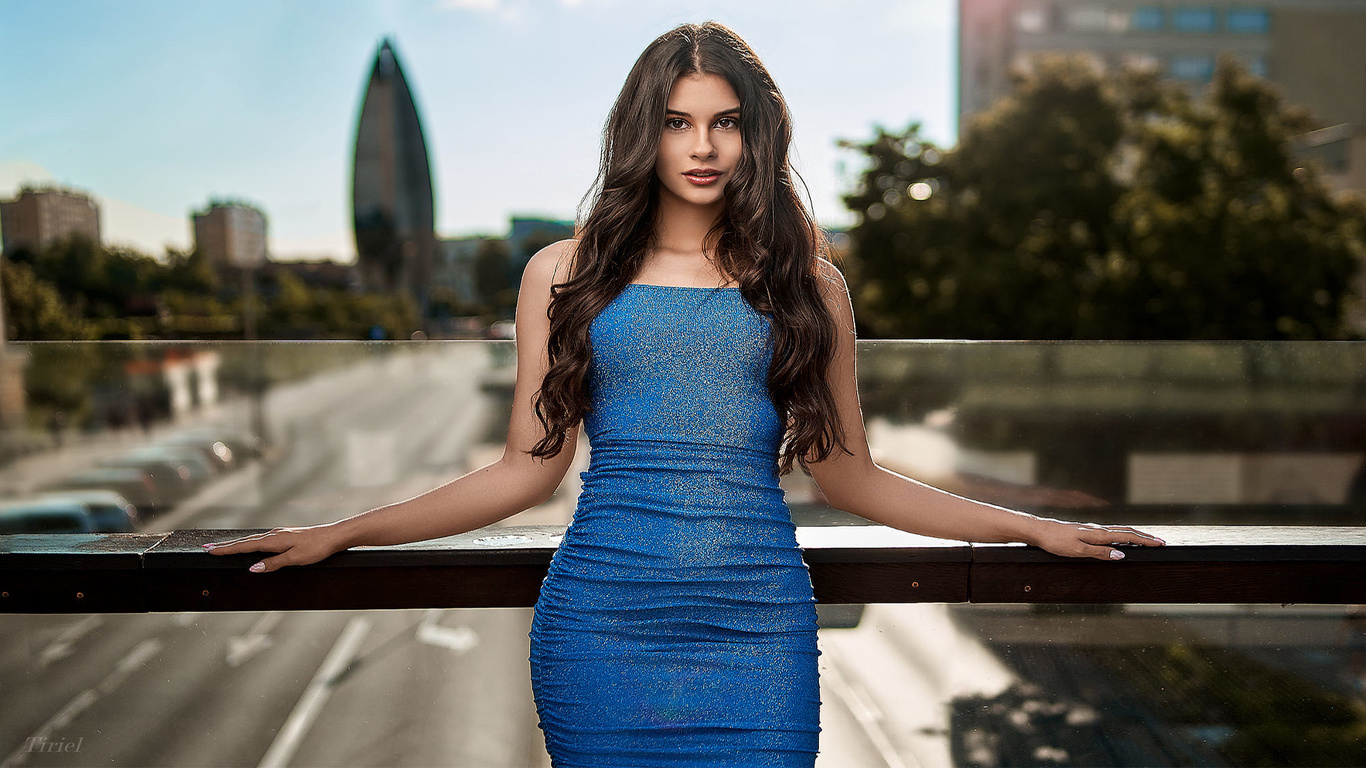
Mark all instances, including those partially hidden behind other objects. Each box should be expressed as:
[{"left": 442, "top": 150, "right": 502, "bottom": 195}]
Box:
[{"left": 654, "top": 72, "right": 742, "bottom": 210}]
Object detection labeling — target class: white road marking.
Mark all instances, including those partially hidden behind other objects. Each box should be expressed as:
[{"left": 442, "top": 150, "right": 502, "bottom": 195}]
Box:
[
  {"left": 2, "top": 638, "right": 163, "bottom": 768},
  {"left": 101, "top": 639, "right": 163, "bottom": 694},
  {"left": 227, "top": 612, "right": 282, "bottom": 668},
  {"left": 822, "top": 643, "right": 915, "bottom": 768},
  {"left": 256, "top": 616, "right": 372, "bottom": 768},
  {"left": 36, "top": 616, "right": 103, "bottom": 670},
  {"left": 415, "top": 609, "right": 480, "bottom": 654}
]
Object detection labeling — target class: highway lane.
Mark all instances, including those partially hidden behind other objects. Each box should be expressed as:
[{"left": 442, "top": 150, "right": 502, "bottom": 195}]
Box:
[
  {"left": 2, "top": 342, "right": 1040, "bottom": 767},
  {"left": 2, "top": 345, "right": 551, "bottom": 767}
]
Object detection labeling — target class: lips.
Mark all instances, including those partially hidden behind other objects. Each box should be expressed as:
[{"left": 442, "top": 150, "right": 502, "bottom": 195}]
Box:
[
  {"left": 683, "top": 171, "right": 721, "bottom": 186},
  {"left": 683, "top": 169, "right": 722, "bottom": 188}
]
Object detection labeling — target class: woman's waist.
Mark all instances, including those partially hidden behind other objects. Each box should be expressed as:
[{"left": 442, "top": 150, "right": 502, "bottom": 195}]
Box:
[
  {"left": 575, "top": 463, "right": 787, "bottom": 513},
  {"left": 554, "top": 505, "right": 805, "bottom": 566},
  {"left": 583, "top": 437, "right": 781, "bottom": 474},
  {"left": 550, "top": 542, "right": 811, "bottom": 574},
  {"left": 546, "top": 537, "right": 812, "bottom": 587},
  {"left": 584, "top": 399, "right": 783, "bottom": 452}
]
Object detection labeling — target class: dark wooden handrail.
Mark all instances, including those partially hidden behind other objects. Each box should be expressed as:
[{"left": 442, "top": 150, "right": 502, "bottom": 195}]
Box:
[{"left": 1, "top": 525, "right": 1363, "bottom": 614}]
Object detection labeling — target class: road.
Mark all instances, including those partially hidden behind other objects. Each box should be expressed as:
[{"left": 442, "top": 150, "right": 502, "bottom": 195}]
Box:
[
  {"left": 1, "top": 345, "right": 557, "bottom": 767},
  {"left": 6, "top": 344, "right": 1355, "bottom": 766}
]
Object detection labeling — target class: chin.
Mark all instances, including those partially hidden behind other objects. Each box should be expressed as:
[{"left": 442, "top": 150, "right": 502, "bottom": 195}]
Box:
[{"left": 668, "top": 186, "right": 723, "bottom": 205}]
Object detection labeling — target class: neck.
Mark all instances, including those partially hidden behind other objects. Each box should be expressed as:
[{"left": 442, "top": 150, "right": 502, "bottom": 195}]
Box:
[{"left": 652, "top": 190, "right": 723, "bottom": 256}]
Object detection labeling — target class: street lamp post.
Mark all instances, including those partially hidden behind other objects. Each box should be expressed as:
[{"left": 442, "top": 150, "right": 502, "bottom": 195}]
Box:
[{"left": 230, "top": 230, "right": 269, "bottom": 453}]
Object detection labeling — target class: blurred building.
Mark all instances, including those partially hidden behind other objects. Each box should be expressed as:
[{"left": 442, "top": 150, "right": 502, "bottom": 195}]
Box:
[
  {"left": 437, "top": 214, "right": 574, "bottom": 304},
  {"left": 958, "top": 0, "right": 1366, "bottom": 195},
  {"left": 192, "top": 200, "right": 268, "bottom": 270},
  {"left": 508, "top": 216, "right": 576, "bottom": 277},
  {"left": 350, "top": 37, "right": 436, "bottom": 324},
  {"left": 436, "top": 235, "right": 497, "bottom": 305},
  {"left": 0, "top": 185, "right": 101, "bottom": 255}
]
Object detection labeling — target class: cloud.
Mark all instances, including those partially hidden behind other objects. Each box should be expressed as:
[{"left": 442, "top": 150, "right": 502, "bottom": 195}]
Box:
[
  {"left": 270, "top": 230, "right": 357, "bottom": 263},
  {"left": 0, "top": 160, "right": 56, "bottom": 194},
  {"left": 98, "top": 195, "right": 191, "bottom": 256},
  {"left": 0, "top": 162, "right": 353, "bottom": 261},
  {"left": 0, "top": 160, "right": 190, "bottom": 258}
]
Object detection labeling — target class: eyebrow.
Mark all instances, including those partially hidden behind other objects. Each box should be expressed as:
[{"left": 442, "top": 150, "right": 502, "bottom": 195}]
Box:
[{"left": 665, "top": 106, "right": 741, "bottom": 118}]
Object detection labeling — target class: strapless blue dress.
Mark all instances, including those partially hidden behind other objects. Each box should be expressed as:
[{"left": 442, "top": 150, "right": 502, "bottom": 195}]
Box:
[{"left": 528, "top": 283, "right": 822, "bottom": 767}]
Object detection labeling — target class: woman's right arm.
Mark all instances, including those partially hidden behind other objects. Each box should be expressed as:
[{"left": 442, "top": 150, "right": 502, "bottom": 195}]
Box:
[{"left": 205, "top": 239, "right": 582, "bottom": 570}]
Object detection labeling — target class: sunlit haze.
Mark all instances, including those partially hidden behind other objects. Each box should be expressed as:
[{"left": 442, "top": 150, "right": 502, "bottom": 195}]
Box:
[{"left": 0, "top": 0, "right": 956, "bottom": 261}]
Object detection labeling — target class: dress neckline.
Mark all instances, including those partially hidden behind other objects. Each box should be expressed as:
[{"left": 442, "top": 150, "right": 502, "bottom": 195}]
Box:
[{"left": 625, "top": 283, "right": 740, "bottom": 291}]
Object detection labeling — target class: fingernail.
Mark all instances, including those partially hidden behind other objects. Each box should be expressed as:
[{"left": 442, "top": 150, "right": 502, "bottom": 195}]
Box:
[
  {"left": 1109, "top": 549, "right": 1125, "bottom": 560},
  {"left": 249, "top": 562, "right": 265, "bottom": 572},
  {"left": 202, "top": 543, "right": 214, "bottom": 550}
]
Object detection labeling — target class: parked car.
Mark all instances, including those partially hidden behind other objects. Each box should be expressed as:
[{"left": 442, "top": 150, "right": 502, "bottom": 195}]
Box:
[
  {"left": 174, "top": 427, "right": 263, "bottom": 461},
  {"left": 35, "top": 490, "right": 139, "bottom": 532},
  {"left": 40, "top": 467, "right": 162, "bottom": 514},
  {"left": 96, "top": 456, "right": 196, "bottom": 505},
  {"left": 0, "top": 499, "right": 96, "bottom": 534},
  {"left": 118, "top": 446, "right": 216, "bottom": 485},
  {"left": 156, "top": 433, "right": 235, "bottom": 472}
]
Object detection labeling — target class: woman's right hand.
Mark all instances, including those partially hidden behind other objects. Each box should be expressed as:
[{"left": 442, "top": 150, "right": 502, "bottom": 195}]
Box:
[
  {"left": 202, "top": 523, "right": 350, "bottom": 573},
  {"left": 1028, "top": 517, "right": 1166, "bottom": 561}
]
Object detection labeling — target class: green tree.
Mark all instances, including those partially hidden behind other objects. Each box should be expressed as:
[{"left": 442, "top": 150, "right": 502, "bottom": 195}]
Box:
[
  {"left": 24, "top": 237, "right": 163, "bottom": 319},
  {"left": 474, "top": 239, "right": 516, "bottom": 319},
  {"left": 161, "top": 247, "right": 219, "bottom": 295},
  {"left": 841, "top": 54, "right": 1366, "bottom": 339},
  {"left": 0, "top": 259, "right": 100, "bottom": 427},
  {"left": 264, "top": 270, "right": 314, "bottom": 331},
  {"left": 0, "top": 259, "right": 92, "bottom": 340}
]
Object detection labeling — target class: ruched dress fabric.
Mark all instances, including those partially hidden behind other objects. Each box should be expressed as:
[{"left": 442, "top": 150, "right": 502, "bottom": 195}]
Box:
[{"left": 528, "top": 283, "right": 822, "bottom": 767}]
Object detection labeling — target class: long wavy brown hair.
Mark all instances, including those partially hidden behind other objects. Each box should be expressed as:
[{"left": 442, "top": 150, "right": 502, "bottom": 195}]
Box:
[{"left": 528, "top": 20, "right": 851, "bottom": 476}]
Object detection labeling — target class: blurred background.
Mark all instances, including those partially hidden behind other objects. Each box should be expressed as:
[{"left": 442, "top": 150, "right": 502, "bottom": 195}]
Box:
[{"left": 1, "top": 2, "right": 1365, "bottom": 767}]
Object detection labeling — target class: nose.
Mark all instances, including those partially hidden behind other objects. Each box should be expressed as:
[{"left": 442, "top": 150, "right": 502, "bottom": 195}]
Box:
[{"left": 691, "top": 128, "right": 716, "bottom": 159}]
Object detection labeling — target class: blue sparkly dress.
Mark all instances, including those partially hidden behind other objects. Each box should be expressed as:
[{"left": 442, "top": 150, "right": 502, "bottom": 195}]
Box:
[{"left": 528, "top": 283, "right": 822, "bottom": 767}]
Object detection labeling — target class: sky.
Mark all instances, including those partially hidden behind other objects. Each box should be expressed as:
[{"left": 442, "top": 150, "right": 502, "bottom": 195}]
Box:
[{"left": 0, "top": 0, "right": 957, "bottom": 262}]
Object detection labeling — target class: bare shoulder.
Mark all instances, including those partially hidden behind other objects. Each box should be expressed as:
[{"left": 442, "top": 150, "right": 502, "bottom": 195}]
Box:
[
  {"left": 522, "top": 238, "right": 581, "bottom": 292},
  {"left": 813, "top": 256, "right": 849, "bottom": 295},
  {"left": 812, "top": 256, "right": 855, "bottom": 333}
]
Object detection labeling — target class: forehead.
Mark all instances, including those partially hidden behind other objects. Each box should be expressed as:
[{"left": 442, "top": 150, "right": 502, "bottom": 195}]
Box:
[{"left": 667, "top": 73, "right": 739, "bottom": 111}]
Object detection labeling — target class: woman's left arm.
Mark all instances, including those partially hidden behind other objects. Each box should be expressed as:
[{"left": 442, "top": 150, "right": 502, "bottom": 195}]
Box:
[{"left": 802, "top": 261, "right": 1165, "bottom": 561}]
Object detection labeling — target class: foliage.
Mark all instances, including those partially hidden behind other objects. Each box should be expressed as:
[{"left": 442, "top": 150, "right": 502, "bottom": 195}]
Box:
[
  {"left": 161, "top": 247, "right": 219, "bottom": 295},
  {"left": 475, "top": 238, "right": 516, "bottom": 319},
  {"left": 428, "top": 284, "right": 472, "bottom": 317},
  {"left": 0, "top": 259, "right": 92, "bottom": 341},
  {"left": 840, "top": 54, "right": 1366, "bottom": 339},
  {"left": 3, "top": 236, "right": 419, "bottom": 340},
  {"left": 259, "top": 269, "right": 420, "bottom": 339},
  {"left": 1087, "top": 642, "right": 1366, "bottom": 766}
]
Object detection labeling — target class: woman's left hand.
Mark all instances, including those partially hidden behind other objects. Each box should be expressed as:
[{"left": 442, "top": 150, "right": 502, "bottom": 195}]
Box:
[{"left": 1028, "top": 518, "right": 1166, "bottom": 560}]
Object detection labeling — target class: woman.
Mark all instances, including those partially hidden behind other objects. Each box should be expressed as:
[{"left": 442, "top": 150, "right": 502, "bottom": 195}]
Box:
[{"left": 206, "top": 21, "right": 1165, "bottom": 766}]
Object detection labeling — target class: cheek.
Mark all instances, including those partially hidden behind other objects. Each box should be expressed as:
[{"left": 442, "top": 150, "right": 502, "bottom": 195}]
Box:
[
  {"left": 656, "top": 133, "right": 684, "bottom": 159},
  {"left": 654, "top": 150, "right": 675, "bottom": 183}
]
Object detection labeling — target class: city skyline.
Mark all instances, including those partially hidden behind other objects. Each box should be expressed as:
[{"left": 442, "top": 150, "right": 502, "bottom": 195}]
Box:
[{"left": 0, "top": 0, "right": 957, "bottom": 262}]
